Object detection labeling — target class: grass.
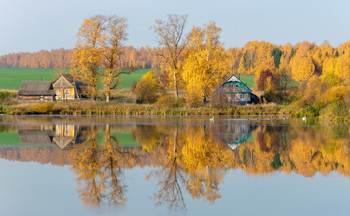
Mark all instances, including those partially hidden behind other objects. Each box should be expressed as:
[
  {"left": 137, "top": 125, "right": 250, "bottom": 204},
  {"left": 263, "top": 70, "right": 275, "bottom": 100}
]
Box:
[
  {"left": 0, "top": 68, "right": 150, "bottom": 90},
  {"left": 0, "top": 68, "right": 56, "bottom": 90},
  {"left": 6, "top": 101, "right": 291, "bottom": 116},
  {"left": 0, "top": 132, "right": 22, "bottom": 146},
  {"left": 97, "top": 132, "right": 140, "bottom": 148},
  {"left": 237, "top": 75, "right": 255, "bottom": 88}
]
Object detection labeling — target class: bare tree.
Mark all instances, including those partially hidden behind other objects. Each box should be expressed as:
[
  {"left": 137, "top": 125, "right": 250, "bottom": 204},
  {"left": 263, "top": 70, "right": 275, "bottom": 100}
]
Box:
[{"left": 151, "top": 14, "right": 188, "bottom": 99}]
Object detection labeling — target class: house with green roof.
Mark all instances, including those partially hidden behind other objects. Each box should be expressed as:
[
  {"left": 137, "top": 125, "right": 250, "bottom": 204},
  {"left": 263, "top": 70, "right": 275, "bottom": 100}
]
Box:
[{"left": 216, "top": 75, "right": 259, "bottom": 105}]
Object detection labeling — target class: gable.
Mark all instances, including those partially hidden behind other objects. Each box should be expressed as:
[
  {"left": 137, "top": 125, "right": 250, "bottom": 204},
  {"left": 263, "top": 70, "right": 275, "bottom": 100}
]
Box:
[{"left": 52, "top": 76, "right": 74, "bottom": 88}]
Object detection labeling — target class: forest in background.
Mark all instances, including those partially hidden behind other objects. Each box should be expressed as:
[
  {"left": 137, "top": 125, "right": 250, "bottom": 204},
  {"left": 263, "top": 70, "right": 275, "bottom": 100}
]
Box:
[{"left": 1, "top": 40, "right": 350, "bottom": 80}]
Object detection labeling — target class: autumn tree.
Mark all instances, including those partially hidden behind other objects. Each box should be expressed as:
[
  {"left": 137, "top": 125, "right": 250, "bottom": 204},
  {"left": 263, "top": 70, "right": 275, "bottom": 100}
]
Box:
[
  {"left": 134, "top": 71, "right": 159, "bottom": 103},
  {"left": 290, "top": 55, "right": 315, "bottom": 81},
  {"left": 290, "top": 41, "right": 315, "bottom": 82},
  {"left": 101, "top": 16, "right": 132, "bottom": 102},
  {"left": 152, "top": 14, "right": 188, "bottom": 99},
  {"left": 182, "top": 22, "right": 228, "bottom": 106},
  {"left": 71, "top": 15, "right": 107, "bottom": 100},
  {"left": 254, "top": 59, "right": 279, "bottom": 92}
]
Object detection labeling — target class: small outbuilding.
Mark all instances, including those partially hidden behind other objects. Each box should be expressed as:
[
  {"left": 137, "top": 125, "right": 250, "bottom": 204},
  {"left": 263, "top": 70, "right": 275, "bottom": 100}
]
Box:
[
  {"left": 216, "top": 75, "right": 259, "bottom": 105},
  {"left": 18, "top": 81, "right": 55, "bottom": 101}
]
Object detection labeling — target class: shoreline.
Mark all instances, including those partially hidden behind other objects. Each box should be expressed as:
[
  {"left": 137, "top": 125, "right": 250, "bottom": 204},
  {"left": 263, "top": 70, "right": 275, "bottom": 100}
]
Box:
[{"left": 0, "top": 101, "right": 347, "bottom": 123}]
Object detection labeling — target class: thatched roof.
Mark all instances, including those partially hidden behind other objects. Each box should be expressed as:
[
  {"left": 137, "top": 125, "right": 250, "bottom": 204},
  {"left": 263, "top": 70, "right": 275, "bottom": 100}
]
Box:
[{"left": 18, "top": 81, "right": 54, "bottom": 96}]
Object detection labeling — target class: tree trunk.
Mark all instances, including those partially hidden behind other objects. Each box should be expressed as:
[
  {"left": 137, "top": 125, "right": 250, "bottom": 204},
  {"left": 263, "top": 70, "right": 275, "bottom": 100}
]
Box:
[
  {"left": 174, "top": 71, "right": 178, "bottom": 99},
  {"left": 202, "top": 90, "right": 207, "bottom": 103},
  {"left": 106, "top": 94, "right": 110, "bottom": 102}
]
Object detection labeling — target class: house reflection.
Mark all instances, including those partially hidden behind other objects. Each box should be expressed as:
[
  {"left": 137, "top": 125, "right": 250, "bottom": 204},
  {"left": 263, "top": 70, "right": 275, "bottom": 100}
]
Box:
[
  {"left": 17, "top": 124, "right": 88, "bottom": 149},
  {"left": 18, "top": 124, "right": 55, "bottom": 145},
  {"left": 211, "top": 121, "right": 257, "bottom": 151}
]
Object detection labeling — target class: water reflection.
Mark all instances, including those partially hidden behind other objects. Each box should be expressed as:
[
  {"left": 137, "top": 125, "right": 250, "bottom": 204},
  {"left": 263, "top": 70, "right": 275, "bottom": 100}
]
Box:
[{"left": 0, "top": 117, "right": 349, "bottom": 212}]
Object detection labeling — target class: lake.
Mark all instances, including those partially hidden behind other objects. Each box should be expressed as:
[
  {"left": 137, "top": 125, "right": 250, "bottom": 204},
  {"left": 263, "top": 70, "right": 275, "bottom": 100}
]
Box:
[{"left": 0, "top": 116, "right": 349, "bottom": 216}]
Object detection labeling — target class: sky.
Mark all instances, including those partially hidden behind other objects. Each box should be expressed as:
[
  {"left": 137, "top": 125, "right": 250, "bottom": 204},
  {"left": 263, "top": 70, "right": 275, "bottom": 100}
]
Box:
[{"left": 0, "top": 0, "right": 349, "bottom": 55}]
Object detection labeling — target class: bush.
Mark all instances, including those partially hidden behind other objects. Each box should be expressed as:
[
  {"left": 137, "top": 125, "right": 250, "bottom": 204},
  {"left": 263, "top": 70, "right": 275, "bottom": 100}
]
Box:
[
  {"left": 33, "top": 102, "right": 54, "bottom": 114},
  {"left": 210, "top": 92, "right": 229, "bottom": 108},
  {"left": 134, "top": 71, "right": 159, "bottom": 103},
  {"left": 0, "top": 91, "right": 17, "bottom": 101},
  {"left": 156, "top": 95, "right": 177, "bottom": 108}
]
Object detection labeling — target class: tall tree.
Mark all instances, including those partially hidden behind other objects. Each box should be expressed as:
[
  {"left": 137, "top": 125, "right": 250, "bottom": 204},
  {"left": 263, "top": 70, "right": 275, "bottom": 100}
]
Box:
[
  {"left": 71, "top": 15, "right": 107, "bottom": 100},
  {"left": 101, "top": 16, "right": 130, "bottom": 102},
  {"left": 152, "top": 14, "right": 188, "bottom": 99},
  {"left": 182, "top": 22, "right": 228, "bottom": 106}
]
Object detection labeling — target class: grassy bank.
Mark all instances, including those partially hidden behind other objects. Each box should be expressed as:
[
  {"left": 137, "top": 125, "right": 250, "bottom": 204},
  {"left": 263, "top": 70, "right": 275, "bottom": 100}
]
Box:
[
  {"left": 1, "top": 101, "right": 348, "bottom": 123},
  {"left": 1, "top": 101, "right": 291, "bottom": 116}
]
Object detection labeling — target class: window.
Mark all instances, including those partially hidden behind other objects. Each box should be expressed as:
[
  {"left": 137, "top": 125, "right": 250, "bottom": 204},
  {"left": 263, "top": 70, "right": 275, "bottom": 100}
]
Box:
[
  {"left": 65, "top": 89, "right": 70, "bottom": 96},
  {"left": 240, "top": 94, "right": 245, "bottom": 99},
  {"left": 55, "top": 90, "right": 59, "bottom": 96},
  {"left": 65, "top": 129, "right": 70, "bottom": 136}
]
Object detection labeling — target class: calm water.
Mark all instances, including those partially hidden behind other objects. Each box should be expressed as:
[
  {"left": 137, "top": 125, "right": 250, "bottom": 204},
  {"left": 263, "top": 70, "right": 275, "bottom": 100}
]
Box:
[{"left": 0, "top": 115, "right": 349, "bottom": 216}]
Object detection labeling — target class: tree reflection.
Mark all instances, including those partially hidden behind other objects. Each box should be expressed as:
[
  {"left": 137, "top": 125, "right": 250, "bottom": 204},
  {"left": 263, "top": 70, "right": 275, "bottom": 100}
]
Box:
[
  {"left": 148, "top": 128, "right": 186, "bottom": 211},
  {"left": 71, "top": 124, "right": 132, "bottom": 207},
  {"left": 53, "top": 121, "right": 350, "bottom": 210},
  {"left": 144, "top": 126, "right": 233, "bottom": 211}
]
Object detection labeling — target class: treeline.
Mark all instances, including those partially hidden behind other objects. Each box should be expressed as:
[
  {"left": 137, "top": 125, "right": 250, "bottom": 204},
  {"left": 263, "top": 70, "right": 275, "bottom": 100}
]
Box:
[
  {"left": 0, "top": 48, "right": 72, "bottom": 68},
  {"left": 1, "top": 40, "right": 349, "bottom": 84},
  {"left": 0, "top": 46, "right": 162, "bottom": 69}
]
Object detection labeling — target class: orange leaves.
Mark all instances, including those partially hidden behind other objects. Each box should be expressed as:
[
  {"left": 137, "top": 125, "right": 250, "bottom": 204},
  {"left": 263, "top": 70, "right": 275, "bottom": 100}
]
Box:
[
  {"left": 182, "top": 22, "right": 228, "bottom": 106},
  {"left": 290, "top": 54, "right": 315, "bottom": 81}
]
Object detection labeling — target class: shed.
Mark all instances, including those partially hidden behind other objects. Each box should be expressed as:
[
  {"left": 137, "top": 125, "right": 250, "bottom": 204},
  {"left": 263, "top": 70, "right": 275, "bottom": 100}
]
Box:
[{"left": 18, "top": 81, "right": 55, "bottom": 101}]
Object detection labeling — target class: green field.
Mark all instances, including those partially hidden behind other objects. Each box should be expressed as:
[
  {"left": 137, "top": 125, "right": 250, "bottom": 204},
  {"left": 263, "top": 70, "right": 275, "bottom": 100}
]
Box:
[
  {"left": 97, "top": 132, "right": 140, "bottom": 148},
  {"left": 0, "top": 68, "right": 150, "bottom": 90},
  {"left": 238, "top": 76, "right": 255, "bottom": 88},
  {"left": 0, "top": 68, "right": 256, "bottom": 90},
  {"left": 0, "top": 132, "right": 22, "bottom": 146}
]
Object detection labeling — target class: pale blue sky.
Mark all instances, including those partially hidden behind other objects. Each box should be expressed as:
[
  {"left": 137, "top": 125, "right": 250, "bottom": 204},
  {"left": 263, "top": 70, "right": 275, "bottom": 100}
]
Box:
[{"left": 0, "top": 0, "right": 349, "bottom": 55}]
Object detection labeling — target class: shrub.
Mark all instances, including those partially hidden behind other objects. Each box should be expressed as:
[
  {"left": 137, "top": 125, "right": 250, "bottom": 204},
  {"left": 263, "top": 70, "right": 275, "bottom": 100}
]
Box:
[
  {"left": 156, "top": 95, "right": 177, "bottom": 108},
  {"left": 0, "top": 91, "right": 17, "bottom": 101},
  {"left": 210, "top": 91, "right": 229, "bottom": 108},
  {"left": 33, "top": 102, "right": 54, "bottom": 114},
  {"left": 134, "top": 71, "right": 158, "bottom": 103}
]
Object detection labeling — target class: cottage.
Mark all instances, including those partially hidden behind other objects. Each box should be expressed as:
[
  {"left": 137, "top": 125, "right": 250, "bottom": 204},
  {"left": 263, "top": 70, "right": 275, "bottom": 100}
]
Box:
[
  {"left": 216, "top": 75, "right": 259, "bottom": 105},
  {"left": 52, "top": 74, "right": 85, "bottom": 100},
  {"left": 18, "top": 81, "right": 55, "bottom": 101}
]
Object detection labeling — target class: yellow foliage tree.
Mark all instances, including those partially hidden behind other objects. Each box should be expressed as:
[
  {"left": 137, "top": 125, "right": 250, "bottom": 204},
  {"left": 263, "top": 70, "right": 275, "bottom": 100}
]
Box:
[
  {"left": 182, "top": 22, "right": 228, "bottom": 106},
  {"left": 290, "top": 55, "right": 315, "bottom": 81},
  {"left": 71, "top": 15, "right": 107, "bottom": 100}
]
